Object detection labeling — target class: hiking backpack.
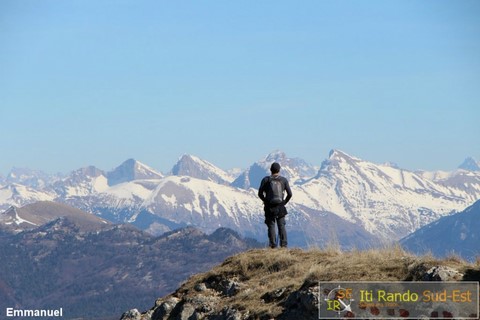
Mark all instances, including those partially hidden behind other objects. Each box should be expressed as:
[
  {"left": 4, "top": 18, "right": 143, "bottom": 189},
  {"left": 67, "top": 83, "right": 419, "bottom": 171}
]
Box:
[{"left": 268, "top": 176, "right": 284, "bottom": 205}]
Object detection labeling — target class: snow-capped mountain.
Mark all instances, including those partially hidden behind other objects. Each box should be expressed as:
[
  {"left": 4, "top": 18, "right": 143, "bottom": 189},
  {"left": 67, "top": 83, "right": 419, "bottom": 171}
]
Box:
[
  {"left": 416, "top": 158, "right": 480, "bottom": 201},
  {"left": 6, "top": 167, "right": 60, "bottom": 189},
  {"left": 401, "top": 199, "right": 480, "bottom": 261},
  {"left": 1, "top": 150, "right": 479, "bottom": 246},
  {"left": 170, "top": 154, "right": 233, "bottom": 185},
  {"left": 107, "top": 158, "right": 163, "bottom": 186},
  {"left": 458, "top": 156, "right": 480, "bottom": 171},
  {"left": 296, "top": 150, "right": 480, "bottom": 239},
  {"left": 231, "top": 150, "right": 318, "bottom": 189},
  {"left": 52, "top": 165, "right": 108, "bottom": 198}
]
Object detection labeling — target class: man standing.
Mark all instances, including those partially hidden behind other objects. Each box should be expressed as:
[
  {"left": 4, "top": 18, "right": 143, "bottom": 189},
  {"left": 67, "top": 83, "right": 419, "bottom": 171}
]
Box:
[{"left": 258, "top": 162, "right": 292, "bottom": 248}]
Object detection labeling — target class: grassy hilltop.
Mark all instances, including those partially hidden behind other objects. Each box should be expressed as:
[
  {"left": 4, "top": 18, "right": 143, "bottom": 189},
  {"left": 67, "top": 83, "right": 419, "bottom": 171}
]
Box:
[{"left": 122, "top": 246, "right": 480, "bottom": 320}]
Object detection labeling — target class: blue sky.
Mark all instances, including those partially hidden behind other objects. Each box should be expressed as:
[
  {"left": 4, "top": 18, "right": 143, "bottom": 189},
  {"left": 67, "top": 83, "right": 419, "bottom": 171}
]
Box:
[{"left": 1, "top": 0, "right": 479, "bottom": 175}]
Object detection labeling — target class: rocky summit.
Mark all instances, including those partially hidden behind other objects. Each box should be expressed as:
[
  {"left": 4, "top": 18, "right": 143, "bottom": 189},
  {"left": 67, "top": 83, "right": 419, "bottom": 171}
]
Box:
[{"left": 121, "top": 247, "right": 480, "bottom": 320}]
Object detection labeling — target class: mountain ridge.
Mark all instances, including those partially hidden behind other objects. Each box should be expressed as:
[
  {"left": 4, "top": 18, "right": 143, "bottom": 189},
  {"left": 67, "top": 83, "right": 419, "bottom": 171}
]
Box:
[
  {"left": 401, "top": 199, "right": 480, "bottom": 261},
  {"left": 0, "top": 202, "right": 261, "bottom": 320},
  {"left": 1, "top": 150, "right": 479, "bottom": 246},
  {"left": 0, "top": 201, "right": 110, "bottom": 234}
]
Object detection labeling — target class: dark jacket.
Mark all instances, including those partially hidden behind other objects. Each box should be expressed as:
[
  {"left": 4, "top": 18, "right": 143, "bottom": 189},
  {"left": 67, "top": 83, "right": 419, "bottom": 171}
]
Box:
[{"left": 258, "top": 174, "right": 292, "bottom": 218}]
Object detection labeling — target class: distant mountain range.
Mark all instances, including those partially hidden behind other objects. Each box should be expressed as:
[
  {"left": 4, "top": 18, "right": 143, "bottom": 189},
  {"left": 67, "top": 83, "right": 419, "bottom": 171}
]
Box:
[
  {"left": 0, "top": 201, "right": 259, "bottom": 320},
  {"left": 1, "top": 150, "right": 479, "bottom": 247},
  {"left": 401, "top": 199, "right": 480, "bottom": 261}
]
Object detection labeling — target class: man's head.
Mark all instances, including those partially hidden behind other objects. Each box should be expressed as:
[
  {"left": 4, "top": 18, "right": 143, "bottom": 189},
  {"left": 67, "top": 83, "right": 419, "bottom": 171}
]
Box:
[{"left": 270, "top": 162, "right": 281, "bottom": 174}]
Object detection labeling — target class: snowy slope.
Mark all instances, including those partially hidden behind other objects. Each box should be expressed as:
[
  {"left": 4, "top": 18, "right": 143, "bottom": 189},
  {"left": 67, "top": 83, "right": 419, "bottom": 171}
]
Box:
[
  {"left": 76, "top": 175, "right": 376, "bottom": 247},
  {"left": 56, "top": 176, "right": 262, "bottom": 237},
  {"left": 0, "top": 206, "right": 39, "bottom": 232},
  {"left": 0, "top": 183, "right": 55, "bottom": 210},
  {"left": 417, "top": 169, "right": 480, "bottom": 201},
  {"left": 297, "top": 150, "right": 479, "bottom": 239},
  {"left": 140, "top": 176, "right": 263, "bottom": 236},
  {"left": 52, "top": 165, "right": 109, "bottom": 198}
]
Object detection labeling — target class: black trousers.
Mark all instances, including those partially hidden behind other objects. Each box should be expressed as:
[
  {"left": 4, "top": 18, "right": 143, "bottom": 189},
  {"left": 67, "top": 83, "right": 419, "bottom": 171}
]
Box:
[{"left": 264, "top": 205, "right": 288, "bottom": 248}]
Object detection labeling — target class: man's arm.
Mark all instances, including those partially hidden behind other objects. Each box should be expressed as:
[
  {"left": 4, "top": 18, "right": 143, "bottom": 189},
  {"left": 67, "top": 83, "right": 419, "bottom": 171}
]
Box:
[
  {"left": 283, "top": 179, "right": 292, "bottom": 204},
  {"left": 258, "top": 177, "right": 267, "bottom": 202}
]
